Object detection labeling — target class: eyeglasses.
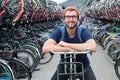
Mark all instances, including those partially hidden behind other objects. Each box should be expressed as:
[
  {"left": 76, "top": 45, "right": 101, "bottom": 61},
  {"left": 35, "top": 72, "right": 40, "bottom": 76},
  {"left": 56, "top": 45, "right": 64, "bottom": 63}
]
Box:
[{"left": 64, "top": 15, "right": 78, "bottom": 19}]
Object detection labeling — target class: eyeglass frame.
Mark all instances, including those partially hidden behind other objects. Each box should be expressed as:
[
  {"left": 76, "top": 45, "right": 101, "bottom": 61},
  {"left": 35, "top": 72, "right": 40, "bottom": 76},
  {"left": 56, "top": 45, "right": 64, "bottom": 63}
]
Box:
[{"left": 64, "top": 15, "right": 79, "bottom": 20}]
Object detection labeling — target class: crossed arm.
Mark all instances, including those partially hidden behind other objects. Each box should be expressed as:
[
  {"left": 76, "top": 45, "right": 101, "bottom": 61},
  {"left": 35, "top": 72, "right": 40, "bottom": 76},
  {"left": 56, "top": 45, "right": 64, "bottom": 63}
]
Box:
[{"left": 42, "top": 39, "right": 97, "bottom": 53}]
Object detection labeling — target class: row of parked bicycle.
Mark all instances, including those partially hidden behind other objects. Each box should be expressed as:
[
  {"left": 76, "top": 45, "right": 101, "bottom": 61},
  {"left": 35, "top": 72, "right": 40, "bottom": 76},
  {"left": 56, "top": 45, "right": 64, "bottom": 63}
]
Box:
[
  {"left": 0, "top": 0, "right": 63, "bottom": 79},
  {"left": 81, "top": 17, "right": 120, "bottom": 79},
  {"left": 85, "top": 0, "right": 120, "bottom": 22},
  {"left": 0, "top": 0, "right": 62, "bottom": 26},
  {"left": 0, "top": 19, "right": 63, "bottom": 80}
]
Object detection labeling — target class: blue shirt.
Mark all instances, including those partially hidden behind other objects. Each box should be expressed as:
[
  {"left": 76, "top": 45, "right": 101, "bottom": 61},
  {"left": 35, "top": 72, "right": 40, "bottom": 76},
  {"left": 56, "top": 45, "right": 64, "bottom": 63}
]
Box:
[{"left": 50, "top": 25, "right": 93, "bottom": 66}]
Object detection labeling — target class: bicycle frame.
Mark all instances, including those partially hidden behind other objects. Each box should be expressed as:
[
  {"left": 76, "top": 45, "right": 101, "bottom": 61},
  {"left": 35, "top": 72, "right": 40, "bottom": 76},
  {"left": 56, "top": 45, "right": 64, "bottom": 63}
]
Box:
[
  {"left": 0, "top": 0, "right": 10, "bottom": 17},
  {"left": 13, "top": 0, "right": 24, "bottom": 22},
  {"left": 57, "top": 53, "right": 84, "bottom": 80},
  {"left": 51, "top": 50, "right": 92, "bottom": 80}
]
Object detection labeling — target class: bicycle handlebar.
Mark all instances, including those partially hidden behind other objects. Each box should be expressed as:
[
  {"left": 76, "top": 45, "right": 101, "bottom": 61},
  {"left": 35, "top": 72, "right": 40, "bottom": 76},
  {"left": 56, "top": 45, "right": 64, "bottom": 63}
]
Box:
[{"left": 50, "top": 49, "right": 92, "bottom": 55}]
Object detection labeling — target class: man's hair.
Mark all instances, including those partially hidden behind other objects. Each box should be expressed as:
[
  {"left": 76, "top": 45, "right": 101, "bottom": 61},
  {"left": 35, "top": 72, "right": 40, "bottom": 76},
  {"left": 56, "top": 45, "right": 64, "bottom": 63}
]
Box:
[{"left": 62, "top": 6, "right": 80, "bottom": 20}]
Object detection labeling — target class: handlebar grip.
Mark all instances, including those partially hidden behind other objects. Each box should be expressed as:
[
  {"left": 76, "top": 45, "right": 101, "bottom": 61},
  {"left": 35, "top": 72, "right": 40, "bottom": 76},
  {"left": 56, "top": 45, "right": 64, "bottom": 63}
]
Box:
[{"left": 49, "top": 51, "right": 54, "bottom": 56}]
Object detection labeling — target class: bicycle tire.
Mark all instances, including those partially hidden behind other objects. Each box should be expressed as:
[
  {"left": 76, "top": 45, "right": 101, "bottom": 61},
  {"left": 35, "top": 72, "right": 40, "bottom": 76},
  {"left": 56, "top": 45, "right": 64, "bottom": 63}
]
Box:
[
  {"left": 20, "top": 38, "right": 43, "bottom": 59},
  {"left": 115, "top": 57, "right": 120, "bottom": 80},
  {"left": 6, "top": 58, "right": 31, "bottom": 80},
  {"left": 20, "top": 41, "right": 42, "bottom": 57},
  {"left": 16, "top": 49, "right": 36, "bottom": 73},
  {"left": 7, "top": 0, "right": 24, "bottom": 22},
  {"left": 105, "top": 40, "right": 120, "bottom": 64},
  {"left": 100, "top": 32, "right": 109, "bottom": 49},
  {"left": 20, "top": 45, "right": 41, "bottom": 67},
  {"left": 0, "top": 59, "right": 14, "bottom": 80},
  {"left": 39, "top": 52, "right": 54, "bottom": 65}
]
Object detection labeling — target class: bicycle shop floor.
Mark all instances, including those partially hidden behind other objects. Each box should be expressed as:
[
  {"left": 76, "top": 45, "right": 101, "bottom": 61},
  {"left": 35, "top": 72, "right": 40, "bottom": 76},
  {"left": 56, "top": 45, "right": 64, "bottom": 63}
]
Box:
[{"left": 30, "top": 45, "right": 118, "bottom": 80}]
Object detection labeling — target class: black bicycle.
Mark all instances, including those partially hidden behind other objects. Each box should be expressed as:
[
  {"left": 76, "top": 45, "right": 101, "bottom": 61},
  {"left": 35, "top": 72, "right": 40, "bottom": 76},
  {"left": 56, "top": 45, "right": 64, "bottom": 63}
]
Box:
[
  {"left": 114, "top": 49, "right": 120, "bottom": 80},
  {"left": 0, "top": 43, "right": 32, "bottom": 80}
]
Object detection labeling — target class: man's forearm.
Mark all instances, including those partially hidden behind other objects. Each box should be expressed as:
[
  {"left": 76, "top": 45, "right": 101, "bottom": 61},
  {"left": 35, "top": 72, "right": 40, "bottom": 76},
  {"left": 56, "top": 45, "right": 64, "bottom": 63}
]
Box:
[
  {"left": 42, "top": 44, "right": 75, "bottom": 53},
  {"left": 60, "top": 39, "right": 96, "bottom": 52}
]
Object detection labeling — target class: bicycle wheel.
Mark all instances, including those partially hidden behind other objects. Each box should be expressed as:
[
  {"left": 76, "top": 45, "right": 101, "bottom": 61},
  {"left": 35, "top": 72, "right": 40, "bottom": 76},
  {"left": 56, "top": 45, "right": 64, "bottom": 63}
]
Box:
[
  {"left": 0, "top": 59, "right": 14, "bottom": 80},
  {"left": 16, "top": 49, "right": 36, "bottom": 73},
  {"left": 105, "top": 40, "right": 120, "bottom": 64},
  {"left": 7, "top": 0, "right": 24, "bottom": 22},
  {"left": 39, "top": 52, "right": 54, "bottom": 64},
  {"left": 115, "top": 58, "right": 120, "bottom": 79},
  {"left": 20, "top": 45, "right": 41, "bottom": 67},
  {"left": 7, "top": 58, "right": 31, "bottom": 80}
]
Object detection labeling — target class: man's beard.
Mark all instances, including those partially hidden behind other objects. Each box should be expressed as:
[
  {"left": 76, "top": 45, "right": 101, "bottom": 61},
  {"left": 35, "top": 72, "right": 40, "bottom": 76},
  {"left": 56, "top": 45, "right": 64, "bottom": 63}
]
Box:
[{"left": 66, "top": 23, "right": 77, "bottom": 29}]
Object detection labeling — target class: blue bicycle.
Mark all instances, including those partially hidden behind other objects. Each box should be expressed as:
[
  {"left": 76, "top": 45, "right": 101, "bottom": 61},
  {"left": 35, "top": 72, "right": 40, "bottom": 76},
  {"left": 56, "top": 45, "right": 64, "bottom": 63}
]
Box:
[{"left": 0, "top": 58, "right": 14, "bottom": 80}]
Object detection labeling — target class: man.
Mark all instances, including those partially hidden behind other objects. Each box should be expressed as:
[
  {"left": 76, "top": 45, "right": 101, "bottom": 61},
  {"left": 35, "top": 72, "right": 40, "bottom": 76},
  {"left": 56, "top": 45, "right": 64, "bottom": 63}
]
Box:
[{"left": 42, "top": 6, "right": 97, "bottom": 80}]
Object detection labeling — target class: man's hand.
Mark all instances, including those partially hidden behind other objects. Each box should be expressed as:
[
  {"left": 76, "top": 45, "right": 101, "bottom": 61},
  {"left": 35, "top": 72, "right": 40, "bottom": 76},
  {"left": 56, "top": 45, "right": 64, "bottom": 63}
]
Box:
[
  {"left": 58, "top": 41, "right": 77, "bottom": 52},
  {"left": 68, "top": 48, "right": 77, "bottom": 52},
  {"left": 58, "top": 41, "right": 69, "bottom": 47}
]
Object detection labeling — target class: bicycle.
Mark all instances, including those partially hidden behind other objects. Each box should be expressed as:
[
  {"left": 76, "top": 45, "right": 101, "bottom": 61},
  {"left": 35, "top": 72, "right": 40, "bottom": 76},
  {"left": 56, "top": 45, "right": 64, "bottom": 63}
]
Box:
[
  {"left": 114, "top": 49, "right": 120, "bottom": 80},
  {"left": 0, "top": 58, "right": 15, "bottom": 80},
  {"left": 50, "top": 49, "right": 92, "bottom": 80},
  {"left": 0, "top": 43, "right": 32, "bottom": 80},
  {"left": 105, "top": 33, "right": 120, "bottom": 64}
]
